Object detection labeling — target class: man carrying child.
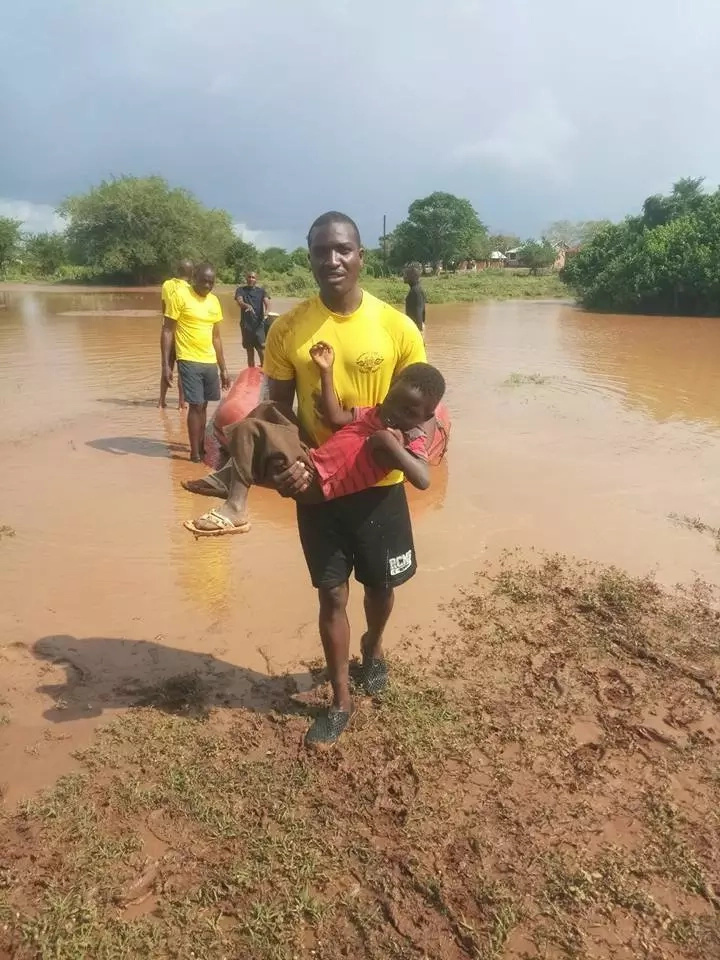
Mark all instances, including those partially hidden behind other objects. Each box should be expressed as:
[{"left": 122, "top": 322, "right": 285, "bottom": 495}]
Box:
[{"left": 187, "top": 212, "right": 434, "bottom": 749}]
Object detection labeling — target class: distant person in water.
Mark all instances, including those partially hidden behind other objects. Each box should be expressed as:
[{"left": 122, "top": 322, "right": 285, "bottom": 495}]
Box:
[
  {"left": 184, "top": 347, "right": 445, "bottom": 536},
  {"left": 161, "top": 263, "right": 230, "bottom": 462},
  {"left": 235, "top": 271, "right": 270, "bottom": 368},
  {"left": 403, "top": 262, "right": 426, "bottom": 335},
  {"left": 158, "top": 259, "right": 193, "bottom": 408}
]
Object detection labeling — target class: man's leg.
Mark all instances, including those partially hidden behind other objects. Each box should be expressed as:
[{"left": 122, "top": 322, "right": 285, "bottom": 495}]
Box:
[
  {"left": 246, "top": 347, "right": 255, "bottom": 368},
  {"left": 362, "top": 585, "right": 394, "bottom": 662},
  {"left": 318, "top": 582, "right": 352, "bottom": 713},
  {"left": 353, "top": 485, "right": 417, "bottom": 694},
  {"left": 186, "top": 404, "right": 205, "bottom": 461},
  {"left": 296, "top": 499, "right": 355, "bottom": 747}
]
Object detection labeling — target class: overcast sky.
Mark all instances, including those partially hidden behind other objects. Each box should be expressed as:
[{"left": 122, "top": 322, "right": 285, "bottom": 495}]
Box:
[{"left": 1, "top": 0, "right": 716, "bottom": 249}]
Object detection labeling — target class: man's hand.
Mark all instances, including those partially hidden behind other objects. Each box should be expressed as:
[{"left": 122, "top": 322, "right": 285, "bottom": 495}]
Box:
[
  {"left": 162, "top": 365, "right": 173, "bottom": 389},
  {"left": 220, "top": 369, "right": 231, "bottom": 391},
  {"left": 309, "top": 341, "right": 334, "bottom": 370},
  {"left": 271, "top": 458, "right": 312, "bottom": 497}
]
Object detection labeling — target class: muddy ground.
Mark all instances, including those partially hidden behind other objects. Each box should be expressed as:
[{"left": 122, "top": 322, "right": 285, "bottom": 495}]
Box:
[{"left": 1, "top": 554, "right": 718, "bottom": 959}]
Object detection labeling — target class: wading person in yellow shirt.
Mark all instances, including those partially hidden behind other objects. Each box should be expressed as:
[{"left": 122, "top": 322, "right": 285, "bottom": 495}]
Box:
[
  {"left": 162, "top": 263, "right": 230, "bottom": 461},
  {"left": 263, "top": 212, "right": 426, "bottom": 748},
  {"left": 158, "top": 258, "right": 193, "bottom": 409}
]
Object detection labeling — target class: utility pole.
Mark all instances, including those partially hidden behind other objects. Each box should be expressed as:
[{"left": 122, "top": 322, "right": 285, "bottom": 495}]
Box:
[{"left": 382, "top": 214, "right": 388, "bottom": 276}]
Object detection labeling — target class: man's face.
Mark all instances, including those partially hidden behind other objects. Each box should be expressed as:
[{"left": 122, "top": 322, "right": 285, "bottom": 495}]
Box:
[
  {"left": 193, "top": 268, "right": 216, "bottom": 296},
  {"left": 308, "top": 222, "right": 363, "bottom": 300},
  {"left": 246, "top": 273, "right": 257, "bottom": 287}
]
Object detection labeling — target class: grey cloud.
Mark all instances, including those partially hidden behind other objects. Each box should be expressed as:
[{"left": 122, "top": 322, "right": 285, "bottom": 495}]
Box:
[{"left": 2, "top": 0, "right": 718, "bottom": 246}]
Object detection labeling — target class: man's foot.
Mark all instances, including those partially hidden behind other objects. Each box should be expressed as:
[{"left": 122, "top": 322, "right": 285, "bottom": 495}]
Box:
[
  {"left": 183, "top": 506, "right": 250, "bottom": 537},
  {"left": 158, "top": 398, "right": 167, "bottom": 409},
  {"left": 181, "top": 476, "right": 228, "bottom": 498},
  {"left": 305, "top": 707, "right": 352, "bottom": 750},
  {"left": 360, "top": 633, "right": 389, "bottom": 695}
]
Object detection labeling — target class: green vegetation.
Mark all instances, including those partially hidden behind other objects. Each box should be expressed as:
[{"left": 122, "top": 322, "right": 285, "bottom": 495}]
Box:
[
  {"left": 386, "top": 191, "right": 490, "bottom": 270},
  {"left": 60, "top": 176, "right": 235, "bottom": 284},
  {"left": 257, "top": 266, "right": 567, "bottom": 304},
  {"left": 562, "top": 177, "right": 720, "bottom": 314},
  {"left": 1, "top": 178, "right": 570, "bottom": 304},
  {"left": 0, "top": 216, "right": 22, "bottom": 273},
  {"left": 1, "top": 555, "right": 718, "bottom": 959}
]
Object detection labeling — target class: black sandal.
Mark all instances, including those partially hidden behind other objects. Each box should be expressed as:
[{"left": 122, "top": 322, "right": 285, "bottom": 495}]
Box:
[
  {"left": 305, "top": 708, "right": 351, "bottom": 748},
  {"left": 359, "top": 634, "right": 389, "bottom": 695}
]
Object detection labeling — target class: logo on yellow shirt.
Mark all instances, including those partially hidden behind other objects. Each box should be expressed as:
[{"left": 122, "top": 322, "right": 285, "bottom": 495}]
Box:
[{"left": 356, "top": 351, "right": 384, "bottom": 374}]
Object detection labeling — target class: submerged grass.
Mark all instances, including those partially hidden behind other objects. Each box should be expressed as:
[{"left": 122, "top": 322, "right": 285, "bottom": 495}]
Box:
[{"left": 1, "top": 555, "right": 719, "bottom": 959}]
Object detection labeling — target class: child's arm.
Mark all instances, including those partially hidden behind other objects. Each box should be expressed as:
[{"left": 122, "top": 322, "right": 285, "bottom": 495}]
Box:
[
  {"left": 310, "top": 341, "right": 354, "bottom": 429},
  {"left": 367, "top": 430, "right": 430, "bottom": 490}
]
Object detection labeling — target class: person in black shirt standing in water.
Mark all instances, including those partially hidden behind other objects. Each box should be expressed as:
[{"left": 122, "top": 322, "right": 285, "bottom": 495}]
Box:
[
  {"left": 403, "top": 262, "right": 426, "bottom": 336},
  {"left": 235, "top": 271, "right": 270, "bottom": 367}
]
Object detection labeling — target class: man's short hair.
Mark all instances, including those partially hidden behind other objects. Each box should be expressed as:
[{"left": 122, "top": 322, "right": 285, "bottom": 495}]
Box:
[
  {"left": 307, "top": 211, "right": 361, "bottom": 248},
  {"left": 405, "top": 262, "right": 422, "bottom": 280},
  {"left": 194, "top": 261, "right": 215, "bottom": 276},
  {"left": 395, "top": 362, "right": 446, "bottom": 408}
]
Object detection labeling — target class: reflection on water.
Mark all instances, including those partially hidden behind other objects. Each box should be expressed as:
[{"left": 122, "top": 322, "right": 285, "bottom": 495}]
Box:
[{"left": 1, "top": 288, "right": 719, "bottom": 692}]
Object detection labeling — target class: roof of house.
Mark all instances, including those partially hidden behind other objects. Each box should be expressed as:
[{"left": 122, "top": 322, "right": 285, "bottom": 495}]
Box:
[{"left": 489, "top": 251, "right": 507, "bottom": 260}]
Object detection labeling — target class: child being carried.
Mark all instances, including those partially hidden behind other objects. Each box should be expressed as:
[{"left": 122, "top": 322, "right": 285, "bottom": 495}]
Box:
[{"left": 184, "top": 342, "right": 446, "bottom": 536}]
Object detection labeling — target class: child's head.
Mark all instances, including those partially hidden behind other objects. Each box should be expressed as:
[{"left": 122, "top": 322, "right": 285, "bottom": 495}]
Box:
[{"left": 381, "top": 363, "right": 446, "bottom": 431}]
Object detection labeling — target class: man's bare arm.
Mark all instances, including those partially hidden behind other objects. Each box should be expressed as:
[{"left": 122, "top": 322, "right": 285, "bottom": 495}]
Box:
[
  {"left": 161, "top": 318, "right": 176, "bottom": 386},
  {"left": 212, "top": 326, "right": 230, "bottom": 390}
]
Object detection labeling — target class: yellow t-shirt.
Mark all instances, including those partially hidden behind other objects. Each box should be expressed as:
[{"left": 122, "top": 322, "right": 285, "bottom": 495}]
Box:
[
  {"left": 263, "top": 291, "right": 426, "bottom": 486},
  {"left": 161, "top": 277, "right": 189, "bottom": 315},
  {"left": 166, "top": 283, "right": 223, "bottom": 364}
]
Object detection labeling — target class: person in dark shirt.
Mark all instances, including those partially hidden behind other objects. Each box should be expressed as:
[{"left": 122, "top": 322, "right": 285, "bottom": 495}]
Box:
[
  {"left": 235, "top": 272, "right": 270, "bottom": 367},
  {"left": 403, "top": 262, "right": 426, "bottom": 335}
]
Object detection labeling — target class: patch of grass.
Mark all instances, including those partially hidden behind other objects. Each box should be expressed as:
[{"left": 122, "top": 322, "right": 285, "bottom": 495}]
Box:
[
  {"left": 503, "top": 372, "right": 553, "bottom": 386},
  {"left": 669, "top": 512, "right": 720, "bottom": 551},
  {"left": 224, "top": 268, "right": 569, "bottom": 305},
  {"left": 2, "top": 555, "right": 719, "bottom": 960}
]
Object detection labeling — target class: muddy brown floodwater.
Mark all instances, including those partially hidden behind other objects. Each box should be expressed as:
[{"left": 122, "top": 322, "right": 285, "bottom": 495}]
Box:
[{"left": 1, "top": 287, "right": 719, "bottom": 806}]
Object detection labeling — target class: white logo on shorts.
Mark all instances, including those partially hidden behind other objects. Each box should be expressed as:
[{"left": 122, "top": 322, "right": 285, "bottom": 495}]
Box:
[{"left": 389, "top": 550, "right": 413, "bottom": 577}]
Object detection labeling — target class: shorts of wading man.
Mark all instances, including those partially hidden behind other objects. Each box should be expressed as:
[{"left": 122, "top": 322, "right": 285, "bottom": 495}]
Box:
[
  {"left": 177, "top": 360, "right": 221, "bottom": 405},
  {"left": 240, "top": 321, "right": 266, "bottom": 352}
]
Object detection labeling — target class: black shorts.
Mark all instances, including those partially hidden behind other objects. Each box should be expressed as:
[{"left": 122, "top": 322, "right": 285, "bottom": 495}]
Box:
[
  {"left": 177, "top": 360, "right": 220, "bottom": 405},
  {"left": 241, "top": 324, "right": 266, "bottom": 350},
  {"left": 296, "top": 484, "right": 417, "bottom": 590}
]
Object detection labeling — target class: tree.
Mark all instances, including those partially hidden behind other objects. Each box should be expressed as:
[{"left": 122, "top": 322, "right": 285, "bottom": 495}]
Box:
[
  {"left": 387, "top": 192, "right": 488, "bottom": 271},
  {"left": 0, "top": 217, "right": 22, "bottom": 274},
  {"left": 60, "top": 176, "right": 235, "bottom": 284},
  {"left": 22, "top": 232, "right": 68, "bottom": 276},
  {"left": 519, "top": 239, "right": 557, "bottom": 274},
  {"left": 259, "top": 246, "right": 293, "bottom": 273},
  {"left": 544, "top": 219, "right": 613, "bottom": 250},
  {"left": 561, "top": 178, "right": 720, "bottom": 315},
  {"left": 488, "top": 233, "right": 521, "bottom": 254},
  {"left": 289, "top": 247, "right": 309, "bottom": 269},
  {"left": 225, "top": 237, "right": 259, "bottom": 281}
]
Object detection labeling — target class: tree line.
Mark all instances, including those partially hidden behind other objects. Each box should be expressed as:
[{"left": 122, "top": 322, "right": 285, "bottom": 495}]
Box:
[
  {"left": 562, "top": 178, "right": 720, "bottom": 315},
  {"left": 0, "top": 175, "right": 594, "bottom": 286}
]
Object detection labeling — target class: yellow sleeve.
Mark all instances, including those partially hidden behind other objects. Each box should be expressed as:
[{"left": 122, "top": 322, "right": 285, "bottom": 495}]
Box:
[
  {"left": 263, "top": 317, "right": 295, "bottom": 380},
  {"left": 165, "top": 283, "right": 183, "bottom": 321},
  {"left": 161, "top": 280, "right": 173, "bottom": 315},
  {"left": 395, "top": 313, "right": 427, "bottom": 372}
]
